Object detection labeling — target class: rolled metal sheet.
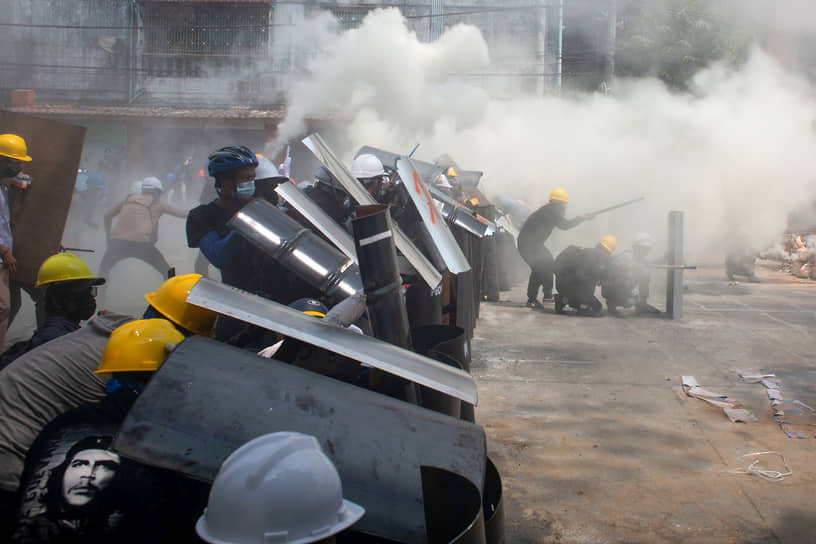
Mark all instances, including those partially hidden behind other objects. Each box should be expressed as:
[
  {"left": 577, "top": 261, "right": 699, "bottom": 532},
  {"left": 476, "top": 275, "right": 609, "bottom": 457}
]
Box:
[
  {"left": 274, "top": 180, "right": 357, "bottom": 262},
  {"left": 114, "top": 336, "right": 488, "bottom": 544},
  {"left": 302, "top": 134, "right": 442, "bottom": 290},
  {"left": 228, "top": 199, "right": 361, "bottom": 302},
  {"left": 395, "top": 156, "right": 471, "bottom": 274},
  {"left": 428, "top": 185, "right": 495, "bottom": 238},
  {"left": 187, "top": 278, "right": 478, "bottom": 404}
]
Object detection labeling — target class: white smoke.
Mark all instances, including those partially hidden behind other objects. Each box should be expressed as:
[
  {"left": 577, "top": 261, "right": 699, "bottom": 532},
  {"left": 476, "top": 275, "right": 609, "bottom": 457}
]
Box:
[{"left": 280, "top": 8, "right": 816, "bottom": 261}]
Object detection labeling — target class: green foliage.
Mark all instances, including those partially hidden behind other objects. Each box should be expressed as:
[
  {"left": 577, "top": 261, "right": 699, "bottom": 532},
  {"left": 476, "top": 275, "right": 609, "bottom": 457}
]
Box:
[{"left": 616, "top": 0, "right": 751, "bottom": 89}]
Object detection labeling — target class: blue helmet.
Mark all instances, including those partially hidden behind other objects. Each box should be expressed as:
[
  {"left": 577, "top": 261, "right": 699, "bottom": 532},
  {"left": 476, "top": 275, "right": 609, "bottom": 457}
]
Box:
[{"left": 207, "top": 146, "right": 258, "bottom": 177}]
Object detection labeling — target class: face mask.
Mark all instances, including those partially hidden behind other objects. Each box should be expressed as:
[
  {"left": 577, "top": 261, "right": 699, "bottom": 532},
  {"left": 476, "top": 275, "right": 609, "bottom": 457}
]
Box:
[
  {"left": 65, "top": 290, "right": 97, "bottom": 322},
  {"left": 236, "top": 181, "right": 255, "bottom": 200},
  {"left": 2, "top": 165, "right": 20, "bottom": 179}
]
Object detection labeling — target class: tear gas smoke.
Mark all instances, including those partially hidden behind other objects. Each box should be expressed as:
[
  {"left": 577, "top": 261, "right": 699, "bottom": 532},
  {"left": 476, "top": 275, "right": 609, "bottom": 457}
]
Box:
[{"left": 279, "top": 8, "right": 816, "bottom": 262}]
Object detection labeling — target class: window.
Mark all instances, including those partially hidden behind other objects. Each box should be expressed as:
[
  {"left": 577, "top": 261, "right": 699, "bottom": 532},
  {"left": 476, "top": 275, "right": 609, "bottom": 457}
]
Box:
[
  {"left": 140, "top": 2, "right": 270, "bottom": 77},
  {"left": 330, "top": 7, "right": 372, "bottom": 31}
]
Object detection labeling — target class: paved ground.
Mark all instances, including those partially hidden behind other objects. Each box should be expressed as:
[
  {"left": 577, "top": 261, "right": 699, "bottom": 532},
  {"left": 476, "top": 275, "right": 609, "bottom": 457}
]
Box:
[{"left": 472, "top": 263, "right": 816, "bottom": 544}]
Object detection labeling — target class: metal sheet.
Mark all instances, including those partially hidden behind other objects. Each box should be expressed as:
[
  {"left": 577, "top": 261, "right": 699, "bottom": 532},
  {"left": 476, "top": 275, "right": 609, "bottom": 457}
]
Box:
[
  {"left": 275, "top": 180, "right": 357, "bottom": 263},
  {"left": 303, "top": 134, "right": 442, "bottom": 290},
  {"left": 428, "top": 185, "right": 495, "bottom": 238},
  {"left": 228, "top": 199, "right": 361, "bottom": 302},
  {"left": 187, "top": 278, "right": 477, "bottom": 404},
  {"left": 0, "top": 112, "right": 86, "bottom": 284},
  {"left": 357, "top": 146, "right": 495, "bottom": 237},
  {"left": 395, "top": 156, "right": 471, "bottom": 274},
  {"left": 357, "top": 145, "right": 443, "bottom": 182},
  {"left": 456, "top": 169, "right": 483, "bottom": 188},
  {"left": 114, "top": 336, "right": 487, "bottom": 544}
]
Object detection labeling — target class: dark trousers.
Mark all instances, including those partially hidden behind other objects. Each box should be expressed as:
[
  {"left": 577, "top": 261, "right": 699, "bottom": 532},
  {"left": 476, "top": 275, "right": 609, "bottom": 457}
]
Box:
[
  {"left": 520, "top": 246, "right": 554, "bottom": 301},
  {"left": 9, "top": 281, "right": 45, "bottom": 328},
  {"left": 556, "top": 276, "right": 602, "bottom": 312},
  {"left": 99, "top": 239, "right": 172, "bottom": 280}
]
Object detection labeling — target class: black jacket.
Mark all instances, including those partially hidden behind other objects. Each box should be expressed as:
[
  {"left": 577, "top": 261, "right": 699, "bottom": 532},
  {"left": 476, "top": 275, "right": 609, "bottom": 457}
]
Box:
[{"left": 517, "top": 203, "right": 582, "bottom": 256}]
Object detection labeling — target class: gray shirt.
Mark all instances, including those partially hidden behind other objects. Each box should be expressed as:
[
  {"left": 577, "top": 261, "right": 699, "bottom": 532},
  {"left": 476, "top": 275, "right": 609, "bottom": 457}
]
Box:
[{"left": 0, "top": 313, "right": 134, "bottom": 492}]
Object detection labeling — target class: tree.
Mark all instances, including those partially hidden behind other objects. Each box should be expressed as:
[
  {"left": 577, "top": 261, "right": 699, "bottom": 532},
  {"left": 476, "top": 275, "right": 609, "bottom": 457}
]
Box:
[{"left": 615, "top": 0, "right": 751, "bottom": 89}]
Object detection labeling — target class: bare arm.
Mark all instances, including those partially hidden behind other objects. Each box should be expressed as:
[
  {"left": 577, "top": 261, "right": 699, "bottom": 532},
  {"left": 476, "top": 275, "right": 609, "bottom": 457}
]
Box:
[{"left": 160, "top": 203, "right": 189, "bottom": 219}]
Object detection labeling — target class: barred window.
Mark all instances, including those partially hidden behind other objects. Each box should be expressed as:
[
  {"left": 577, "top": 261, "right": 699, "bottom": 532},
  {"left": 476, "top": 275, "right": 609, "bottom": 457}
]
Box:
[
  {"left": 330, "top": 7, "right": 372, "bottom": 31},
  {"left": 140, "top": 2, "right": 270, "bottom": 77}
]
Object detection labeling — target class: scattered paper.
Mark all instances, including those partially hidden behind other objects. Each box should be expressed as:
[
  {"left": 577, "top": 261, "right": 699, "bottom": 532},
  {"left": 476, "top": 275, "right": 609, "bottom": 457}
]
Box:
[
  {"left": 723, "top": 407, "right": 759, "bottom": 423},
  {"left": 766, "top": 388, "right": 783, "bottom": 401},
  {"left": 682, "top": 375, "right": 755, "bottom": 423},
  {"left": 734, "top": 368, "right": 815, "bottom": 438}
]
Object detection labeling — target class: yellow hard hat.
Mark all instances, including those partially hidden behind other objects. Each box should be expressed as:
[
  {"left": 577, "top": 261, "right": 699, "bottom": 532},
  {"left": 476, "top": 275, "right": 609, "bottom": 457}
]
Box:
[
  {"left": 0, "top": 134, "right": 32, "bottom": 162},
  {"left": 35, "top": 253, "right": 105, "bottom": 288},
  {"left": 446, "top": 166, "right": 458, "bottom": 177},
  {"left": 144, "top": 274, "right": 217, "bottom": 336},
  {"left": 95, "top": 319, "right": 185, "bottom": 375},
  {"left": 599, "top": 235, "right": 617, "bottom": 253},
  {"left": 549, "top": 188, "right": 568, "bottom": 203}
]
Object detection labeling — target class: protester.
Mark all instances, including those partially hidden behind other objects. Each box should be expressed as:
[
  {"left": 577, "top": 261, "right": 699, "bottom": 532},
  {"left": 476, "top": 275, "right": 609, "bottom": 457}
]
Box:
[
  {"left": 0, "top": 134, "right": 30, "bottom": 350},
  {"left": 554, "top": 236, "right": 616, "bottom": 317},
  {"left": 100, "top": 176, "right": 187, "bottom": 283},
  {"left": 517, "top": 189, "right": 595, "bottom": 308},
  {"left": 196, "top": 432, "right": 365, "bottom": 544},
  {"left": 0, "top": 253, "right": 105, "bottom": 368}
]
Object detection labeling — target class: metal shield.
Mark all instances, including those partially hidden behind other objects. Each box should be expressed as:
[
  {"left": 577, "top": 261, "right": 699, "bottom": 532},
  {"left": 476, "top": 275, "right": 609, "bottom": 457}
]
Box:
[
  {"left": 186, "top": 278, "right": 478, "bottom": 404},
  {"left": 114, "top": 336, "right": 487, "bottom": 543},
  {"left": 395, "top": 156, "right": 471, "bottom": 274},
  {"left": 302, "top": 134, "right": 442, "bottom": 290}
]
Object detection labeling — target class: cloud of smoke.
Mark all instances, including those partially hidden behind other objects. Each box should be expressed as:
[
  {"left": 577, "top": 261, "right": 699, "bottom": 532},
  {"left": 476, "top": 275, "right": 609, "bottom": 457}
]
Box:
[{"left": 280, "top": 7, "right": 816, "bottom": 261}]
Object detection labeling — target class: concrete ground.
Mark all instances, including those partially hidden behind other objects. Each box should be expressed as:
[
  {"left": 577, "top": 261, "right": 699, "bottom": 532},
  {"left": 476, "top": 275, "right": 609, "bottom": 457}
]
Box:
[{"left": 472, "top": 264, "right": 816, "bottom": 544}]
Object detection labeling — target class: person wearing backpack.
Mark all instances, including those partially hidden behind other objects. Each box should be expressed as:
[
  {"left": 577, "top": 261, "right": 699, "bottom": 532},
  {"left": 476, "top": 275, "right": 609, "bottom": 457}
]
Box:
[{"left": 99, "top": 177, "right": 187, "bottom": 282}]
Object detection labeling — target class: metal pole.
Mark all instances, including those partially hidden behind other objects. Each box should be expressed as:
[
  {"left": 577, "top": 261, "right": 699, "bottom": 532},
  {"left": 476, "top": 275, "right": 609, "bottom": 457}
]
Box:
[
  {"left": 666, "top": 211, "right": 683, "bottom": 319},
  {"left": 604, "top": 0, "right": 617, "bottom": 85},
  {"left": 557, "top": 0, "right": 564, "bottom": 96}
]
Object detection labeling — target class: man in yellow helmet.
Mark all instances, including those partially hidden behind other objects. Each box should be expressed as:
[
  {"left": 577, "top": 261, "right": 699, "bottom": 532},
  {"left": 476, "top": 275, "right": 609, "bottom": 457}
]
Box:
[
  {"left": 0, "top": 254, "right": 105, "bottom": 368},
  {"left": 0, "top": 134, "right": 30, "bottom": 349},
  {"left": 10, "top": 320, "right": 192, "bottom": 543},
  {"left": 517, "top": 188, "right": 596, "bottom": 308},
  {"left": 553, "top": 236, "right": 616, "bottom": 317},
  {"left": 0, "top": 274, "right": 216, "bottom": 538}
]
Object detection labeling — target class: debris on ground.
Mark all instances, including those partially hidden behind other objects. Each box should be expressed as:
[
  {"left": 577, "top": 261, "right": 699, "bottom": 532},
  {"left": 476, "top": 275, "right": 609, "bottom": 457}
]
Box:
[
  {"left": 681, "top": 376, "right": 758, "bottom": 422},
  {"left": 724, "top": 451, "right": 793, "bottom": 482},
  {"left": 734, "top": 368, "right": 816, "bottom": 438}
]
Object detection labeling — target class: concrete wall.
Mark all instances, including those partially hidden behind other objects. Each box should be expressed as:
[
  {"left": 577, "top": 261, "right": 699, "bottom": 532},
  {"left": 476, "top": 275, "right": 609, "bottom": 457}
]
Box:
[
  {"left": 0, "top": 0, "right": 130, "bottom": 104},
  {"left": 1, "top": 0, "right": 558, "bottom": 107}
]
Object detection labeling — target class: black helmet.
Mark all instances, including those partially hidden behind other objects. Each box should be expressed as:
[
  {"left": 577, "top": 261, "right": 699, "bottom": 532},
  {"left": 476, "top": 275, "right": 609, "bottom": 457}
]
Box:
[{"left": 289, "top": 298, "right": 328, "bottom": 317}]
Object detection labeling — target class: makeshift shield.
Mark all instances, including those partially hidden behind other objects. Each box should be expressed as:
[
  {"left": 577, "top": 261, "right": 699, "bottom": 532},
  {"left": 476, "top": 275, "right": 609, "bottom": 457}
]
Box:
[
  {"left": 186, "top": 277, "right": 477, "bottom": 404},
  {"left": 114, "top": 336, "right": 487, "bottom": 543},
  {"left": 0, "top": 112, "right": 86, "bottom": 284},
  {"left": 302, "top": 134, "right": 442, "bottom": 290}
]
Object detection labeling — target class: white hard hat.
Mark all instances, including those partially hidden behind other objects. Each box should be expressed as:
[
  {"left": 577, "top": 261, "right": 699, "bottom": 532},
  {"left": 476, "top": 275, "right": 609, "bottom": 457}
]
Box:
[
  {"left": 141, "top": 176, "right": 163, "bottom": 192},
  {"left": 350, "top": 154, "right": 385, "bottom": 179},
  {"left": 633, "top": 232, "right": 653, "bottom": 248},
  {"left": 196, "top": 432, "right": 365, "bottom": 544},
  {"left": 255, "top": 157, "right": 280, "bottom": 180},
  {"left": 434, "top": 174, "right": 453, "bottom": 189}
]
